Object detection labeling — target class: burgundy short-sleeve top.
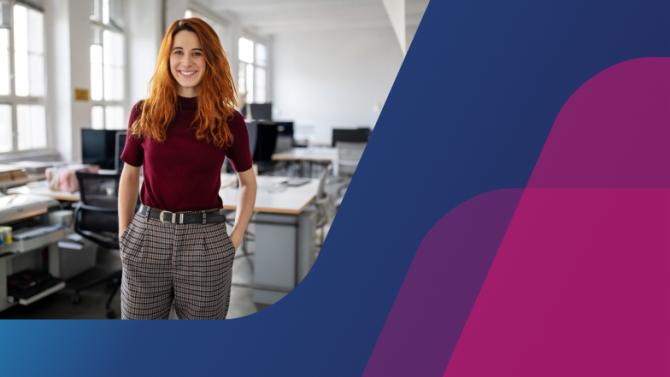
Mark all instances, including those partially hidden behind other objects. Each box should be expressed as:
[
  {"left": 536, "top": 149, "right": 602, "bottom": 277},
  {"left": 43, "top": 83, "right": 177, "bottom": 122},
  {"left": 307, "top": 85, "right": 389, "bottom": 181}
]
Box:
[{"left": 120, "top": 96, "right": 252, "bottom": 212}]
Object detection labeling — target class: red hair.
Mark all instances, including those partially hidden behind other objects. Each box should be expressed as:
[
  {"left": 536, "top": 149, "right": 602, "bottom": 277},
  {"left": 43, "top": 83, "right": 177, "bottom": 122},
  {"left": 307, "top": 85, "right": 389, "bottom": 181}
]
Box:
[{"left": 131, "top": 18, "right": 237, "bottom": 148}]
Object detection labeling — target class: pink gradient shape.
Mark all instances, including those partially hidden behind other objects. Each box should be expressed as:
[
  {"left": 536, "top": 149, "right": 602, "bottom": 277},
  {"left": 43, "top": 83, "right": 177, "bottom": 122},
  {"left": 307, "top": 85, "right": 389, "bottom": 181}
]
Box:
[
  {"left": 443, "top": 189, "right": 669, "bottom": 376},
  {"left": 443, "top": 58, "right": 670, "bottom": 376}
]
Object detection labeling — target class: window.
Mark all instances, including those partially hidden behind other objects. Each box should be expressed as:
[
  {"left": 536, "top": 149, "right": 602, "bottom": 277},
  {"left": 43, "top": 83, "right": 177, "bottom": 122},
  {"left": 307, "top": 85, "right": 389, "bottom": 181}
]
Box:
[
  {"left": 238, "top": 37, "right": 267, "bottom": 103},
  {"left": 0, "top": 1, "right": 47, "bottom": 154},
  {"left": 90, "top": 0, "right": 125, "bottom": 130}
]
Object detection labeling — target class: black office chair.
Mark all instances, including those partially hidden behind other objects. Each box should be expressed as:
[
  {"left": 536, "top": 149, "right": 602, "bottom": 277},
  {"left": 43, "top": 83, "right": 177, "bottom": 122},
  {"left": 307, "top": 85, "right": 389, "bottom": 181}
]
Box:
[
  {"left": 72, "top": 171, "right": 122, "bottom": 319},
  {"left": 252, "top": 121, "right": 279, "bottom": 175}
]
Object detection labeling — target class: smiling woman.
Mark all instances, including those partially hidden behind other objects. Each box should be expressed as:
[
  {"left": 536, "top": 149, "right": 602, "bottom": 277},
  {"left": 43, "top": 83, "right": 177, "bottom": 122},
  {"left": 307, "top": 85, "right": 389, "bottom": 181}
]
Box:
[
  {"left": 117, "top": 18, "right": 257, "bottom": 320},
  {"left": 170, "top": 31, "right": 205, "bottom": 97}
]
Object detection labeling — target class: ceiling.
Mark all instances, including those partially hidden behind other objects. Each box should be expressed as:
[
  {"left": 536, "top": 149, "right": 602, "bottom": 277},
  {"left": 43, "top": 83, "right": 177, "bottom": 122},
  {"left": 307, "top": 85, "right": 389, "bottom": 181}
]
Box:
[{"left": 204, "top": 0, "right": 429, "bottom": 35}]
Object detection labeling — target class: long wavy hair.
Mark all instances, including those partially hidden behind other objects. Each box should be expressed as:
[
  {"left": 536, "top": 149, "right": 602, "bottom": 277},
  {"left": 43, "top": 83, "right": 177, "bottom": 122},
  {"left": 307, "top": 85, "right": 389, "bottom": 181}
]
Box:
[{"left": 131, "top": 18, "right": 238, "bottom": 148}]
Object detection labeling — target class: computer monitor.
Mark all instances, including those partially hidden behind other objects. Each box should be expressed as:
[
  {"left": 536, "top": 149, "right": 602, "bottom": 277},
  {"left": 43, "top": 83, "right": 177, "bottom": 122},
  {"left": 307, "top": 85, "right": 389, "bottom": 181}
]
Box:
[
  {"left": 81, "top": 129, "right": 118, "bottom": 170},
  {"left": 331, "top": 128, "right": 370, "bottom": 147},
  {"left": 114, "top": 131, "right": 127, "bottom": 172},
  {"left": 249, "top": 103, "right": 272, "bottom": 121}
]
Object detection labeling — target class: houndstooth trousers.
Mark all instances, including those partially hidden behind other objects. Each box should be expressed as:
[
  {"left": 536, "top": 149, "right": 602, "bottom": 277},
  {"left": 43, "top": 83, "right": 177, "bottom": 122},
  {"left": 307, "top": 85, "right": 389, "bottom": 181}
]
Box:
[{"left": 119, "top": 210, "right": 236, "bottom": 320}]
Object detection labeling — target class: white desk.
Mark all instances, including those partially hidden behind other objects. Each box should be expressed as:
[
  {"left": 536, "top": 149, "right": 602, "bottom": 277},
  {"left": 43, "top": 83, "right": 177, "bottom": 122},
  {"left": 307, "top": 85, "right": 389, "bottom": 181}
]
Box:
[
  {"left": 8, "top": 180, "right": 80, "bottom": 203},
  {"left": 220, "top": 174, "right": 319, "bottom": 304},
  {"left": 272, "top": 147, "right": 339, "bottom": 176},
  {"left": 272, "top": 147, "right": 338, "bottom": 163},
  {"left": 220, "top": 175, "right": 319, "bottom": 215}
]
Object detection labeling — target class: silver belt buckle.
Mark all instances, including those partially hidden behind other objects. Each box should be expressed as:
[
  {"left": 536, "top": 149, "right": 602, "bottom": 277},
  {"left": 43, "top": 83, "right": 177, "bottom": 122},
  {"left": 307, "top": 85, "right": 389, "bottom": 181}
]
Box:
[{"left": 159, "top": 210, "right": 176, "bottom": 223}]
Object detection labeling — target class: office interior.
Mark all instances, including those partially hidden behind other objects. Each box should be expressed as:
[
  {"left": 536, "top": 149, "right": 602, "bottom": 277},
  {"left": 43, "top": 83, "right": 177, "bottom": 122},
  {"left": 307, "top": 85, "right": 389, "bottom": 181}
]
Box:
[{"left": 0, "top": 0, "right": 427, "bottom": 319}]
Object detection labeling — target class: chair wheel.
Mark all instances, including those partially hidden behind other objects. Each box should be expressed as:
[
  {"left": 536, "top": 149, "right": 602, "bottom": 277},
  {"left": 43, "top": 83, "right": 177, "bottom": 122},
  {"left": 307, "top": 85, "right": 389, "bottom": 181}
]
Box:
[
  {"left": 72, "top": 293, "right": 81, "bottom": 305},
  {"left": 106, "top": 309, "right": 115, "bottom": 319}
]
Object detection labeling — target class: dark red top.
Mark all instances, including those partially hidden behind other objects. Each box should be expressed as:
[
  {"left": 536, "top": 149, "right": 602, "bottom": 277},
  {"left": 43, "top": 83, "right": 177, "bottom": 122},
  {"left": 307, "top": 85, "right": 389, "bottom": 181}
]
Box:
[{"left": 120, "top": 96, "right": 252, "bottom": 212}]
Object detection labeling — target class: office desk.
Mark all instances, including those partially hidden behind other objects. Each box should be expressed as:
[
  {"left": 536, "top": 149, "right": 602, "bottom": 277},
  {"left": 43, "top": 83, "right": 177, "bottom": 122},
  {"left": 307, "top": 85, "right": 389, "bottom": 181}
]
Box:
[
  {"left": 220, "top": 174, "right": 319, "bottom": 304},
  {"left": 11, "top": 174, "right": 319, "bottom": 305},
  {"left": 272, "top": 147, "right": 338, "bottom": 176},
  {"left": 0, "top": 195, "right": 66, "bottom": 311},
  {"left": 0, "top": 164, "right": 44, "bottom": 192},
  {"left": 8, "top": 180, "right": 80, "bottom": 202}
]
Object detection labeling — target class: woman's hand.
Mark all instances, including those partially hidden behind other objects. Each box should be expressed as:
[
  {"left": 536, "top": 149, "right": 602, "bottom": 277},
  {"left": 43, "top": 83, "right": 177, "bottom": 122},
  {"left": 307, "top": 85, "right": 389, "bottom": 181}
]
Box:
[
  {"left": 229, "top": 168, "right": 257, "bottom": 251},
  {"left": 230, "top": 231, "right": 243, "bottom": 250},
  {"left": 118, "top": 163, "right": 141, "bottom": 240}
]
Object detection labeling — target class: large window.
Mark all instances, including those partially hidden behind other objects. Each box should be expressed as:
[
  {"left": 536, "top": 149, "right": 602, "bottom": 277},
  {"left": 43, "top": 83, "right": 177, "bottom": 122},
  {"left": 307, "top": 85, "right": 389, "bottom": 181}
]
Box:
[
  {"left": 0, "top": 1, "right": 46, "bottom": 153},
  {"left": 90, "top": 0, "right": 125, "bottom": 130},
  {"left": 238, "top": 37, "right": 267, "bottom": 103}
]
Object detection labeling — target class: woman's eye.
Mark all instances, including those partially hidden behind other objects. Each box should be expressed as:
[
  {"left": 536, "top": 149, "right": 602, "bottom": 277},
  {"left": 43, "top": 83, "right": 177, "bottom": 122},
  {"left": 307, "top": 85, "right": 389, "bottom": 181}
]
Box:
[{"left": 173, "top": 50, "right": 183, "bottom": 55}]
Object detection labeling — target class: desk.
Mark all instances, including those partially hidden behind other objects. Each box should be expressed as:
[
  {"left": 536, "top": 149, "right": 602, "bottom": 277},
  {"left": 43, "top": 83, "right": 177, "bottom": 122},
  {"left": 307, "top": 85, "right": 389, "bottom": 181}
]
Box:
[
  {"left": 272, "top": 147, "right": 338, "bottom": 176},
  {"left": 10, "top": 174, "right": 319, "bottom": 306},
  {"left": 8, "top": 180, "right": 80, "bottom": 202},
  {"left": 220, "top": 174, "right": 319, "bottom": 304},
  {"left": 0, "top": 194, "right": 66, "bottom": 311}
]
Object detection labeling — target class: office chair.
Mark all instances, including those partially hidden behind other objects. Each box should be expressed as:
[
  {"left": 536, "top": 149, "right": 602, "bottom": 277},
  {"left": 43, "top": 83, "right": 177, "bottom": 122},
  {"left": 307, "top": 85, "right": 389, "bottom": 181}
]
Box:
[
  {"left": 314, "top": 165, "right": 336, "bottom": 250},
  {"left": 275, "top": 121, "right": 294, "bottom": 154},
  {"left": 72, "top": 171, "right": 122, "bottom": 319},
  {"left": 336, "top": 142, "right": 366, "bottom": 177},
  {"left": 252, "top": 121, "right": 279, "bottom": 175}
]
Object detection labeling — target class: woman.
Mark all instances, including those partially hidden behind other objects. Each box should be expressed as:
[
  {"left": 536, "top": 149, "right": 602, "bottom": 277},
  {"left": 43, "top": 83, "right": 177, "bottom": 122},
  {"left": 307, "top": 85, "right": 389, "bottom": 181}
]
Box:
[{"left": 117, "top": 18, "right": 257, "bottom": 320}]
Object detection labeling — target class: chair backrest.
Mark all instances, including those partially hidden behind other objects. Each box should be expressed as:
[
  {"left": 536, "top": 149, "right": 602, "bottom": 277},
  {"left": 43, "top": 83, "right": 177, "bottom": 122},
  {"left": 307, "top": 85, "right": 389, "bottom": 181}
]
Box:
[
  {"left": 247, "top": 121, "right": 258, "bottom": 157},
  {"left": 114, "top": 131, "right": 127, "bottom": 173},
  {"left": 76, "top": 171, "right": 120, "bottom": 208},
  {"left": 337, "top": 142, "right": 366, "bottom": 176},
  {"left": 252, "top": 121, "right": 279, "bottom": 163},
  {"left": 74, "top": 172, "right": 120, "bottom": 246},
  {"left": 316, "top": 166, "right": 329, "bottom": 198},
  {"left": 275, "top": 121, "right": 294, "bottom": 153}
]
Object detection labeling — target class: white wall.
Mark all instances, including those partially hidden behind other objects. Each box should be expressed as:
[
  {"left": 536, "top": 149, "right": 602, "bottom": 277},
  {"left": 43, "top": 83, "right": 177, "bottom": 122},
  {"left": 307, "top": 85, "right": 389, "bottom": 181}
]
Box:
[
  {"left": 45, "top": 0, "right": 91, "bottom": 163},
  {"left": 272, "top": 27, "right": 403, "bottom": 144}
]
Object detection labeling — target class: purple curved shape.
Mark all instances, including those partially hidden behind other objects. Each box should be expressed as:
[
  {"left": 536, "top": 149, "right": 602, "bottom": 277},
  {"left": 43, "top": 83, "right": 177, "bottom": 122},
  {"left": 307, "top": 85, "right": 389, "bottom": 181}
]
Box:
[
  {"left": 528, "top": 58, "right": 670, "bottom": 188},
  {"left": 362, "top": 189, "right": 522, "bottom": 377},
  {"left": 364, "top": 57, "right": 670, "bottom": 377}
]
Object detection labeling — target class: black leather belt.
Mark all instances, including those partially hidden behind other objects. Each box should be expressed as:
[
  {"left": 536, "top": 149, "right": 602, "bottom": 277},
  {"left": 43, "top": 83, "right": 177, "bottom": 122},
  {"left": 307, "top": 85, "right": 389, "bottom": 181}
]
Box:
[{"left": 138, "top": 205, "right": 228, "bottom": 225}]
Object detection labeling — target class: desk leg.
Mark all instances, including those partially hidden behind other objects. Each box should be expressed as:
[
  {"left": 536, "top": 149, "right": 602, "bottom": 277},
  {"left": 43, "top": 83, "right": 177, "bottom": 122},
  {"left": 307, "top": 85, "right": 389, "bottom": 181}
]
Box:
[
  {"left": 0, "top": 256, "right": 9, "bottom": 312},
  {"left": 48, "top": 243, "right": 61, "bottom": 278}
]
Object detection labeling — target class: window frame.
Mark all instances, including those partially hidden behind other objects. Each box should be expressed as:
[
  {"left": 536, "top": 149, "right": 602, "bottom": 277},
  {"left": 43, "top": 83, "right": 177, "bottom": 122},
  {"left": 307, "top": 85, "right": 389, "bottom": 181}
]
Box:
[
  {"left": 238, "top": 34, "right": 269, "bottom": 104},
  {"left": 90, "top": 0, "right": 126, "bottom": 130},
  {"left": 0, "top": 0, "right": 48, "bottom": 155}
]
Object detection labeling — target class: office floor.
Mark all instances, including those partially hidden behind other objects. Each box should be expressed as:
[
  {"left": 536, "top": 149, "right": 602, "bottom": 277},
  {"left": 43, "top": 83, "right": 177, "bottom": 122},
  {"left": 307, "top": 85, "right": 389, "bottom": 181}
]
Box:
[{"left": 0, "top": 246, "right": 259, "bottom": 320}]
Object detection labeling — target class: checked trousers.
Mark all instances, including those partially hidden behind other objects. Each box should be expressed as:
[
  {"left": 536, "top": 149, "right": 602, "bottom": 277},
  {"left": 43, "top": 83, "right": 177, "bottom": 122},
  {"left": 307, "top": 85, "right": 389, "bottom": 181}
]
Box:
[{"left": 119, "top": 210, "right": 236, "bottom": 320}]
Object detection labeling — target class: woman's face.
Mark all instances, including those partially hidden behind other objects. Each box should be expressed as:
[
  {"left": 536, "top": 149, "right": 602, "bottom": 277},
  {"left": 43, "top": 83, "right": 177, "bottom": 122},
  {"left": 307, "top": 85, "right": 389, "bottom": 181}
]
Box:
[{"left": 170, "top": 30, "right": 205, "bottom": 97}]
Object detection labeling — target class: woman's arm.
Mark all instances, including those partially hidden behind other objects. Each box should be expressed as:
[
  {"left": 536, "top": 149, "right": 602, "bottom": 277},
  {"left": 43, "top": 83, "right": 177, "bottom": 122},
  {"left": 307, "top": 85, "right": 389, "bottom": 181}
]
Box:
[
  {"left": 118, "top": 163, "right": 141, "bottom": 236},
  {"left": 229, "top": 168, "right": 257, "bottom": 249}
]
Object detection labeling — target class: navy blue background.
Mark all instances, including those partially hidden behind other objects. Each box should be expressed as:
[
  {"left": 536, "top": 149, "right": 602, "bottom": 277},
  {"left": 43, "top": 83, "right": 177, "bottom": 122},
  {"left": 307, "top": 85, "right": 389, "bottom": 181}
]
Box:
[{"left": 1, "top": 1, "right": 669, "bottom": 376}]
